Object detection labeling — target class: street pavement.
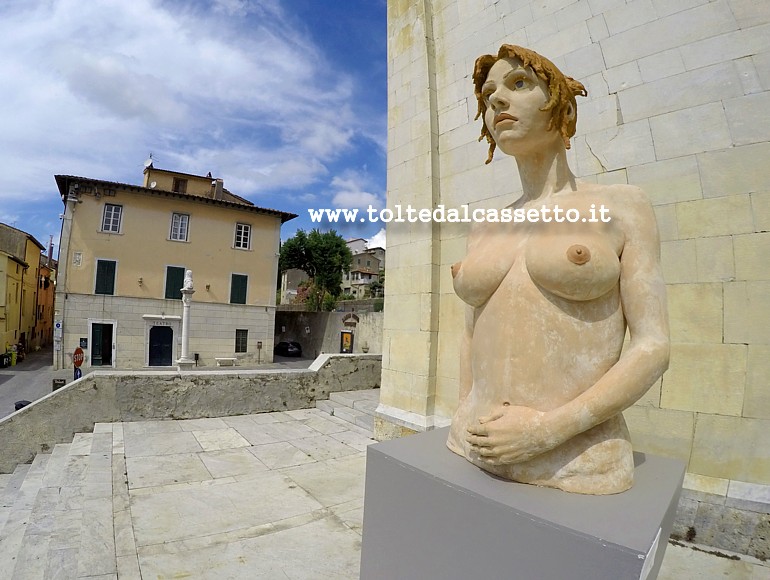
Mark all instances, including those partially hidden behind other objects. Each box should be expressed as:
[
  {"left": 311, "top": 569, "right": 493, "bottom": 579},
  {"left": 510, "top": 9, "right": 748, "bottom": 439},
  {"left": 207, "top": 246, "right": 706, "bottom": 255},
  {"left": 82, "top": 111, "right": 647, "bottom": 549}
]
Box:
[{"left": 0, "top": 345, "right": 70, "bottom": 419}]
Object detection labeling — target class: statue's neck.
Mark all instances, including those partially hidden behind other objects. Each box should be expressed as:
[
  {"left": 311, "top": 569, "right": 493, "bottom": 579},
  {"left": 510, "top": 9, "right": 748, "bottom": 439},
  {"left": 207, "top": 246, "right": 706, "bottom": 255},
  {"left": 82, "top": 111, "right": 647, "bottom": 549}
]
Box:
[{"left": 515, "top": 145, "right": 576, "bottom": 202}]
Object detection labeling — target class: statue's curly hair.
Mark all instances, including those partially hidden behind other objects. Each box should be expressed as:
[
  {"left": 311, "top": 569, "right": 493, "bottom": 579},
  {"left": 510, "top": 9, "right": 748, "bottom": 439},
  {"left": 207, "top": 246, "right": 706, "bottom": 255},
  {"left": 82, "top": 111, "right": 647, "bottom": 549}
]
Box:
[{"left": 473, "top": 44, "right": 588, "bottom": 164}]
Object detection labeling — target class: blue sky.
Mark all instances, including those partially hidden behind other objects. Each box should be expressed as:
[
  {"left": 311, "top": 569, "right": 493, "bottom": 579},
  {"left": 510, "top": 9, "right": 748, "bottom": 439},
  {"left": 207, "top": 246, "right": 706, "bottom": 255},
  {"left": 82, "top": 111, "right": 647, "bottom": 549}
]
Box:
[{"left": 0, "top": 0, "right": 387, "bottom": 255}]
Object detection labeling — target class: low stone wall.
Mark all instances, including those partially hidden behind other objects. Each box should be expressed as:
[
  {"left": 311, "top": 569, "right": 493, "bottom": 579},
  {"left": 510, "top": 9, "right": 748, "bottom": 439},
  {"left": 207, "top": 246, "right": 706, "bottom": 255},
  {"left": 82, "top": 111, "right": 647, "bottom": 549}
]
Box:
[
  {"left": 671, "top": 485, "right": 770, "bottom": 561},
  {"left": 0, "top": 354, "right": 381, "bottom": 473}
]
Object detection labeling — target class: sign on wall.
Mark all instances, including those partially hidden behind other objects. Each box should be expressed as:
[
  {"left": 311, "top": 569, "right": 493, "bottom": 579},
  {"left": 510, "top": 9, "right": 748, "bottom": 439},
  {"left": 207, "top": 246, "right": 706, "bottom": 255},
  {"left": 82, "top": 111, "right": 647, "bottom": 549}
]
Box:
[{"left": 340, "top": 330, "right": 354, "bottom": 354}]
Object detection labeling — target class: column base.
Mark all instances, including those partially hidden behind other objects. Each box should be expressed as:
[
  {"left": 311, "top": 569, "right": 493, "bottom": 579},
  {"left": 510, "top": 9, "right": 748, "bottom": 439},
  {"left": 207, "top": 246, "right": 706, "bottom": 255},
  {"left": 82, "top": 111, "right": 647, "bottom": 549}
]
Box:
[{"left": 176, "top": 359, "right": 195, "bottom": 371}]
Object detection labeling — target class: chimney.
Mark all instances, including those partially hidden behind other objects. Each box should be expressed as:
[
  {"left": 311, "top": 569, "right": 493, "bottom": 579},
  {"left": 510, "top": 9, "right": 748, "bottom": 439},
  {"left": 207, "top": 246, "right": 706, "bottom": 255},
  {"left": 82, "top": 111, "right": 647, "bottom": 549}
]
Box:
[{"left": 214, "top": 178, "right": 224, "bottom": 200}]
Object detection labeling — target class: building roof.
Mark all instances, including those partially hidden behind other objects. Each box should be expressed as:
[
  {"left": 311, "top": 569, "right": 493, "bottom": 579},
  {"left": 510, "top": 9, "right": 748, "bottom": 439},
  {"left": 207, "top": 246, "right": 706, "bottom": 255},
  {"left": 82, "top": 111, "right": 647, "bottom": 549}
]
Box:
[
  {"left": 0, "top": 222, "right": 46, "bottom": 253},
  {"left": 54, "top": 175, "right": 297, "bottom": 223},
  {"left": 350, "top": 267, "right": 379, "bottom": 275}
]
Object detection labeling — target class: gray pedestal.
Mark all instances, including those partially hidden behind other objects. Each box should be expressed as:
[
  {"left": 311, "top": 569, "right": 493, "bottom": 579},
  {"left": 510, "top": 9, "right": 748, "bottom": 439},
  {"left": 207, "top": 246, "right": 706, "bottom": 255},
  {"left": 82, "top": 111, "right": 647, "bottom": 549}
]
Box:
[{"left": 360, "top": 427, "right": 685, "bottom": 580}]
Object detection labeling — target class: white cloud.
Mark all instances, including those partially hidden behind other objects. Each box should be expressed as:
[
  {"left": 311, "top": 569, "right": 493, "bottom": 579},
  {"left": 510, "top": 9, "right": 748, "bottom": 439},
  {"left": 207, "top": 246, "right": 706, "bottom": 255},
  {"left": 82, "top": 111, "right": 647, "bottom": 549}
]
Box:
[
  {"left": 367, "top": 228, "right": 386, "bottom": 249},
  {"left": 328, "top": 170, "right": 384, "bottom": 211},
  {"left": 0, "top": 0, "right": 364, "bottom": 203}
]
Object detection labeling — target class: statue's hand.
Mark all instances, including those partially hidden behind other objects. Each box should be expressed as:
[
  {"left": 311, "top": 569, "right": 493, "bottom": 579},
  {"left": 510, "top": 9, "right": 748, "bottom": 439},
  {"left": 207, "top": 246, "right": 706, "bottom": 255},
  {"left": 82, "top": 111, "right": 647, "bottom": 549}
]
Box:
[{"left": 466, "top": 406, "right": 556, "bottom": 465}]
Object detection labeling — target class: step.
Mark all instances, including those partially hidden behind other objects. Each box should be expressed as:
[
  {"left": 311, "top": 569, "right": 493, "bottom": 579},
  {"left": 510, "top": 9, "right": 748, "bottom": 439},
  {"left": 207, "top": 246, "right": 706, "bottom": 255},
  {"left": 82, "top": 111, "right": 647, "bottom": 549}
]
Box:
[
  {"left": 0, "top": 454, "right": 50, "bottom": 576},
  {"left": 76, "top": 430, "right": 117, "bottom": 578},
  {"left": 315, "top": 399, "right": 336, "bottom": 414},
  {"left": 316, "top": 399, "right": 375, "bottom": 431},
  {"left": 45, "top": 444, "right": 91, "bottom": 580},
  {"left": 328, "top": 390, "right": 379, "bottom": 416},
  {"left": 0, "top": 464, "right": 31, "bottom": 534},
  {"left": 10, "top": 444, "right": 71, "bottom": 580}
]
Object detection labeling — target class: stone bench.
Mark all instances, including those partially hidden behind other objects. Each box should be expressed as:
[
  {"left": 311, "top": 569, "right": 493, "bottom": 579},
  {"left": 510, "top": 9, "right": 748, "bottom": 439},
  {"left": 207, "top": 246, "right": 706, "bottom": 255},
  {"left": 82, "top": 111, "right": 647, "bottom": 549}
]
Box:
[{"left": 215, "top": 357, "right": 238, "bottom": 367}]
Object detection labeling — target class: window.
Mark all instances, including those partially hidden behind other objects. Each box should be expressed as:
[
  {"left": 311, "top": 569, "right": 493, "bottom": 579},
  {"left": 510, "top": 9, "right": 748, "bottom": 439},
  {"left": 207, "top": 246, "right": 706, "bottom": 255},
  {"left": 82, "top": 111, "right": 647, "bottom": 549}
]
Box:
[
  {"left": 234, "top": 223, "right": 251, "bottom": 249},
  {"left": 165, "top": 266, "right": 186, "bottom": 299},
  {"left": 95, "top": 260, "right": 116, "bottom": 295},
  {"left": 101, "top": 204, "right": 122, "bottom": 233},
  {"left": 172, "top": 178, "right": 187, "bottom": 193},
  {"left": 235, "top": 329, "right": 248, "bottom": 353},
  {"left": 170, "top": 213, "right": 189, "bottom": 241},
  {"left": 230, "top": 273, "right": 248, "bottom": 304}
]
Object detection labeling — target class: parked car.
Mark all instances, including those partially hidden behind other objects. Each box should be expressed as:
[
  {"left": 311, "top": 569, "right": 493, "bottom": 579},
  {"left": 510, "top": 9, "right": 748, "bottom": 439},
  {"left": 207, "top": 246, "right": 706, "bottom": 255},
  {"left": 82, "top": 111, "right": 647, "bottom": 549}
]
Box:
[{"left": 274, "top": 341, "right": 302, "bottom": 357}]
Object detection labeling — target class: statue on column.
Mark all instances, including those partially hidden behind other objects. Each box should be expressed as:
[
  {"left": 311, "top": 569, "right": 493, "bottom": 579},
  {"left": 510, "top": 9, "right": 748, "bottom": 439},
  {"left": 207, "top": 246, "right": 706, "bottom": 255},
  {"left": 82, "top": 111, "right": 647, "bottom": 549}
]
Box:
[{"left": 183, "top": 269, "right": 194, "bottom": 291}]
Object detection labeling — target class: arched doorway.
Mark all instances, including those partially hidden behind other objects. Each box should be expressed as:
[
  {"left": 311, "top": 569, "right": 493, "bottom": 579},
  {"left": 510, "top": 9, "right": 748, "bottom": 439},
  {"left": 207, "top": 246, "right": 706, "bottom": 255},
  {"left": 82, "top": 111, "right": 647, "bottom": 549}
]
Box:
[{"left": 148, "top": 326, "right": 174, "bottom": 366}]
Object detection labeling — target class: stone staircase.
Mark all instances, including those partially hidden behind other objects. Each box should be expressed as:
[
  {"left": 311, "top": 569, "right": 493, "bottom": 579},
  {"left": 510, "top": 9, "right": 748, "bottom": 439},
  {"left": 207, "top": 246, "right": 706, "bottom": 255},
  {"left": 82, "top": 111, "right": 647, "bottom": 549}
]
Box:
[
  {"left": 0, "top": 427, "right": 132, "bottom": 579},
  {"left": 315, "top": 389, "right": 379, "bottom": 431},
  {"left": 0, "top": 390, "right": 380, "bottom": 579}
]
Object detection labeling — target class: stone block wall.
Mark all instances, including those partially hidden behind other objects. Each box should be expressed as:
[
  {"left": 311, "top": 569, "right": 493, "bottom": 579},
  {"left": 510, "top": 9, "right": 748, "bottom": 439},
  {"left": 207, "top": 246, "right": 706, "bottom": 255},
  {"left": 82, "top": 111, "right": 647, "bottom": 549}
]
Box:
[
  {"left": 381, "top": 0, "right": 770, "bottom": 506},
  {"left": 275, "top": 311, "right": 384, "bottom": 358}
]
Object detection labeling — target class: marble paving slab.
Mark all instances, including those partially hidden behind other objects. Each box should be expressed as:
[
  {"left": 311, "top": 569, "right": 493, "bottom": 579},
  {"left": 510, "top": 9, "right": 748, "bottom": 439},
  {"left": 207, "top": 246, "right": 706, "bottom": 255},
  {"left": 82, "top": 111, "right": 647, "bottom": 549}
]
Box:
[
  {"left": 289, "top": 435, "right": 360, "bottom": 462},
  {"left": 123, "top": 431, "right": 202, "bottom": 458},
  {"left": 280, "top": 453, "right": 366, "bottom": 508},
  {"left": 198, "top": 448, "right": 270, "bottom": 479},
  {"left": 247, "top": 441, "right": 316, "bottom": 470},
  {"left": 192, "top": 428, "right": 252, "bottom": 451},
  {"left": 137, "top": 515, "right": 361, "bottom": 580},
  {"left": 129, "top": 471, "right": 323, "bottom": 547},
  {"left": 126, "top": 452, "right": 211, "bottom": 489},
  {"left": 177, "top": 417, "right": 231, "bottom": 431}
]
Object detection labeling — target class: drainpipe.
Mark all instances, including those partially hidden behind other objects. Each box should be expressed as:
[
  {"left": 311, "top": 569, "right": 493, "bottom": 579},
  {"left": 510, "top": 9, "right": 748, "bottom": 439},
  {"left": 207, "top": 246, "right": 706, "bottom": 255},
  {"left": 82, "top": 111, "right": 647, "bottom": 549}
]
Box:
[
  {"left": 18, "top": 265, "right": 24, "bottom": 347},
  {"left": 54, "top": 184, "right": 78, "bottom": 369}
]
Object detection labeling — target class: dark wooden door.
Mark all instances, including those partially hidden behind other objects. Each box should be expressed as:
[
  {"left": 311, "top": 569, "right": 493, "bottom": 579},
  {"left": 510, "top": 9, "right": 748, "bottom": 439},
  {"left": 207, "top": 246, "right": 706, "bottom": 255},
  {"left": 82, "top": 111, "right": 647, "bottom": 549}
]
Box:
[
  {"left": 149, "top": 326, "right": 173, "bottom": 366},
  {"left": 92, "top": 323, "right": 113, "bottom": 366}
]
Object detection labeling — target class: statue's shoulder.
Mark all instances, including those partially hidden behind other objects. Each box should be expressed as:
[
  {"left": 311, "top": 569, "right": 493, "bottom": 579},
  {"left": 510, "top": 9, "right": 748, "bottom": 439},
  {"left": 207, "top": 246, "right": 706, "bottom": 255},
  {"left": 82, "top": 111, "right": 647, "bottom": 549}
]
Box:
[{"left": 588, "top": 183, "right": 652, "bottom": 212}]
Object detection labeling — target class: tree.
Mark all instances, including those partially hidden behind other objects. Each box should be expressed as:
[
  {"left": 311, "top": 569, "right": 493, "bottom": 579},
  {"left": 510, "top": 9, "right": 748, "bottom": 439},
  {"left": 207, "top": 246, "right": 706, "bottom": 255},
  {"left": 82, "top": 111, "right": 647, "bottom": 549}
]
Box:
[
  {"left": 280, "top": 229, "right": 352, "bottom": 311},
  {"left": 368, "top": 271, "right": 385, "bottom": 298}
]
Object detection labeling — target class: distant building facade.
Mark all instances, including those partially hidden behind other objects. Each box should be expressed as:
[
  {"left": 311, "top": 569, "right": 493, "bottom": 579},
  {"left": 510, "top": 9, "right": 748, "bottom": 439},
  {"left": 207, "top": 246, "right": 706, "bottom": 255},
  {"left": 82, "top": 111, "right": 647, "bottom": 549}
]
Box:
[
  {"left": 0, "top": 224, "right": 47, "bottom": 352},
  {"left": 279, "top": 268, "right": 310, "bottom": 305},
  {"left": 36, "top": 256, "right": 56, "bottom": 349},
  {"left": 341, "top": 239, "right": 385, "bottom": 299},
  {"left": 54, "top": 165, "right": 295, "bottom": 369}
]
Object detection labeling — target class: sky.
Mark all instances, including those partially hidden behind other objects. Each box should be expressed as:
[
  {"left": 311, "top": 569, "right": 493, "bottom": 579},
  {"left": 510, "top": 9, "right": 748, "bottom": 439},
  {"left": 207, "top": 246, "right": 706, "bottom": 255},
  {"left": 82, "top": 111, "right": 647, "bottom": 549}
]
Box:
[{"left": 0, "top": 0, "right": 388, "bottom": 256}]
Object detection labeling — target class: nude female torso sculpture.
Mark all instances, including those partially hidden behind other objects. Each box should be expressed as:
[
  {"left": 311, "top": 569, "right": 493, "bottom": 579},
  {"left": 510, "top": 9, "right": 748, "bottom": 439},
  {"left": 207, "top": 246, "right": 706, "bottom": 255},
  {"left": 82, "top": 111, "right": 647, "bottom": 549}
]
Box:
[{"left": 446, "top": 45, "right": 669, "bottom": 495}]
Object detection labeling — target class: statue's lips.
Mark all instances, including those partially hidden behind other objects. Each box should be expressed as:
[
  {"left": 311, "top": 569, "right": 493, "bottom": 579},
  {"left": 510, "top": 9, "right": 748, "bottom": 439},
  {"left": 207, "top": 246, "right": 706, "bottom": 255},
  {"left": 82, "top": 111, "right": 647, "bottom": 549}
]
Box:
[{"left": 494, "top": 113, "right": 518, "bottom": 128}]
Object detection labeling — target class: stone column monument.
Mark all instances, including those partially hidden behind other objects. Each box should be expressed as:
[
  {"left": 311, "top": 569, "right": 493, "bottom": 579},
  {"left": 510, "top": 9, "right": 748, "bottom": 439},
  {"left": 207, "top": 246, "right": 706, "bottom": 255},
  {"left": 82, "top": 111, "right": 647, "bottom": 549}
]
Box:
[{"left": 176, "top": 270, "right": 195, "bottom": 371}]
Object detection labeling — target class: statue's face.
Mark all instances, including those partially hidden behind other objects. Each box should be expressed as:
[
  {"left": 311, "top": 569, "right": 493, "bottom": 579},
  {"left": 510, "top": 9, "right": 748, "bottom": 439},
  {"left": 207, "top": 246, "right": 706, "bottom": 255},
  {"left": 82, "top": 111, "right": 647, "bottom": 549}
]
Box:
[{"left": 481, "top": 58, "right": 556, "bottom": 155}]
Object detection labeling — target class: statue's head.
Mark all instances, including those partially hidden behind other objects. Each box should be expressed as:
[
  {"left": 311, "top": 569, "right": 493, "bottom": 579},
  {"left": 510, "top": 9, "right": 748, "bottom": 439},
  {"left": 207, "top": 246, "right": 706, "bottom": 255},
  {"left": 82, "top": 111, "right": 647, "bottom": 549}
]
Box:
[{"left": 473, "top": 44, "right": 587, "bottom": 164}]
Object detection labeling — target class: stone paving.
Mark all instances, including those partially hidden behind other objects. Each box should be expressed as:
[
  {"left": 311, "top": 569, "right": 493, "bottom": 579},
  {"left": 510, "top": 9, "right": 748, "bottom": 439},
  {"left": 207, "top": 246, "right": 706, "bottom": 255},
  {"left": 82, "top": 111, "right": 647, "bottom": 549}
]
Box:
[{"left": 1, "top": 386, "right": 769, "bottom": 578}]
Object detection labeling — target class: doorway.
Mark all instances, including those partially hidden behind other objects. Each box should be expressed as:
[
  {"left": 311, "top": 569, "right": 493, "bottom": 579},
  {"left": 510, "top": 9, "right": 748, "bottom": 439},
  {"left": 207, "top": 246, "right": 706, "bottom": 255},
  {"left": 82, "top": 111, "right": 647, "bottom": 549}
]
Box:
[
  {"left": 91, "top": 323, "right": 113, "bottom": 366},
  {"left": 148, "top": 326, "right": 174, "bottom": 366}
]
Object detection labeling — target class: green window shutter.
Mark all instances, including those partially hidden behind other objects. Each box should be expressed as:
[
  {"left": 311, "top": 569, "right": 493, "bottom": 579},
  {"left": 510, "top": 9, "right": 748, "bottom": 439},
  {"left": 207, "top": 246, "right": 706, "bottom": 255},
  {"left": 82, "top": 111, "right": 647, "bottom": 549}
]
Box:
[
  {"left": 230, "top": 274, "right": 248, "bottom": 304},
  {"left": 165, "top": 266, "right": 186, "bottom": 299},
  {"left": 95, "top": 260, "right": 116, "bottom": 295}
]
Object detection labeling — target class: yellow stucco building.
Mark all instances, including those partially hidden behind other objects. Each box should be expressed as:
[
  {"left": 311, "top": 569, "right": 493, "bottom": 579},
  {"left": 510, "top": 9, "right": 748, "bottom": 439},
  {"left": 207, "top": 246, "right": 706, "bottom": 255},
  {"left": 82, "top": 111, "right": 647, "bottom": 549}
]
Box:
[
  {"left": 0, "top": 224, "right": 47, "bottom": 355},
  {"left": 54, "top": 165, "right": 295, "bottom": 369}
]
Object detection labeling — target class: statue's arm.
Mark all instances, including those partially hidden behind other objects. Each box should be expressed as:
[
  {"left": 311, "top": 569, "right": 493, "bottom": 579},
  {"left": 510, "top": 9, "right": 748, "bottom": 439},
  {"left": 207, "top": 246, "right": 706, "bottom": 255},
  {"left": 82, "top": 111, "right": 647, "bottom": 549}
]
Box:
[{"left": 547, "top": 187, "right": 670, "bottom": 440}]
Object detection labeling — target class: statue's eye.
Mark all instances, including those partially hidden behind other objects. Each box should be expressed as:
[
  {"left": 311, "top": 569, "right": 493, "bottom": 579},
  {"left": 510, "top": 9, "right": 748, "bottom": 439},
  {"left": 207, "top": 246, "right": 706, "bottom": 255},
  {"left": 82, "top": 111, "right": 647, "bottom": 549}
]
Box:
[{"left": 514, "top": 79, "right": 525, "bottom": 89}]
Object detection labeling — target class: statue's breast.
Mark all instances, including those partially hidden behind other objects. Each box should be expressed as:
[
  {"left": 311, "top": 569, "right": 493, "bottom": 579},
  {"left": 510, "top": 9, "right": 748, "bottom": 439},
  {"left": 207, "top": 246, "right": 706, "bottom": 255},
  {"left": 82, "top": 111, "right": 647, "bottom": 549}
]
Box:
[
  {"left": 452, "top": 226, "right": 522, "bottom": 307},
  {"left": 524, "top": 233, "right": 620, "bottom": 302}
]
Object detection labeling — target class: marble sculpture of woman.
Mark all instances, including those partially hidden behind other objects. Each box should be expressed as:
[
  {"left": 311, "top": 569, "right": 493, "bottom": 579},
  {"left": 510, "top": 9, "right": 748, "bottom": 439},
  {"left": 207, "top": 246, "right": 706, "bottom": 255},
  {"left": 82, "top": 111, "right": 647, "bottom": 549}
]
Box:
[{"left": 447, "top": 45, "right": 670, "bottom": 495}]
